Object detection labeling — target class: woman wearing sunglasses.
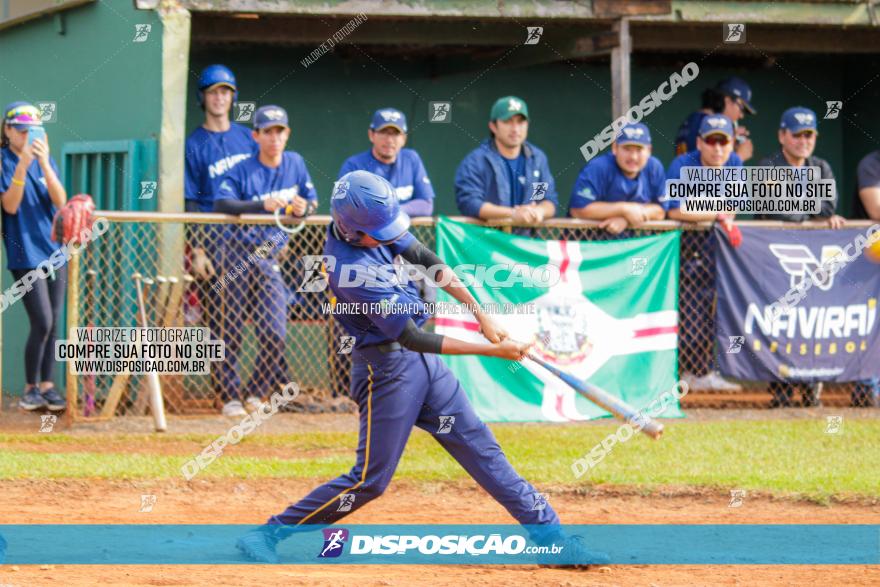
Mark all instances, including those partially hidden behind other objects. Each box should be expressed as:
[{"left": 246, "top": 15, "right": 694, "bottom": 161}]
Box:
[{"left": 1, "top": 101, "right": 68, "bottom": 412}]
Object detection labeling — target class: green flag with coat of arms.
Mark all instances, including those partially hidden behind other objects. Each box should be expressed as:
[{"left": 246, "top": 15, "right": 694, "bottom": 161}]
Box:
[{"left": 434, "top": 216, "right": 683, "bottom": 422}]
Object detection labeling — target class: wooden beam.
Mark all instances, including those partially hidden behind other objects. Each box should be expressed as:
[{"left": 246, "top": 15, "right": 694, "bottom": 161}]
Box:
[
  {"left": 611, "top": 18, "right": 632, "bottom": 119},
  {"left": 594, "top": 0, "right": 671, "bottom": 18},
  {"left": 631, "top": 22, "right": 880, "bottom": 54}
]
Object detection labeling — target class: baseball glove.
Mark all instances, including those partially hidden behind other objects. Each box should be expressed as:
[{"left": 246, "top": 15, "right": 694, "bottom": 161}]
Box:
[{"left": 52, "top": 194, "right": 96, "bottom": 244}]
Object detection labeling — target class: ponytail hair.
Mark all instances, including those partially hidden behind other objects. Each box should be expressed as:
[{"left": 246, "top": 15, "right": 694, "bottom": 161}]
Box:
[{"left": 701, "top": 87, "right": 727, "bottom": 113}]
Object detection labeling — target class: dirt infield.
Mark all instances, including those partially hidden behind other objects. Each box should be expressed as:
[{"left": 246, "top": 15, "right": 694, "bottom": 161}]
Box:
[{"left": 2, "top": 478, "right": 878, "bottom": 586}]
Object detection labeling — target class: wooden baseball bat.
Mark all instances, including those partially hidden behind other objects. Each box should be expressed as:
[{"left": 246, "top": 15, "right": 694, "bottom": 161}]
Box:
[
  {"left": 527, "top": 353, "right": 664, "bottom": 439},
  {"left": 154, "top": 275, "right": 170, "bottom": 325},
  {"left": 83, "top": 269, "right": 98, "bottom": 417},
  {"left": 134, "top": 273, "right": 167, "bottom": 432}
]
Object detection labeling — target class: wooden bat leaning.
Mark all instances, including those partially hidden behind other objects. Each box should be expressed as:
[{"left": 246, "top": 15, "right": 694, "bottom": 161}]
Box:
[
  {"left": 134, "top": 273, "right": 167, "bottom": 432},
  {"left": 527, "top": 353, "right": 664, "bottom": 440}
]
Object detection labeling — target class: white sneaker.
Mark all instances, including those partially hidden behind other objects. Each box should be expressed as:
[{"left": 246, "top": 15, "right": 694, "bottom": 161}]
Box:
[
  {"left": 222, "top": 400, "right": 247, "bottom": 417},
  {"left": 683, "top": 371, "right": 742, "bottom": 391},
  {"left": 244, "top": 396, "right": 264, "bottom": 412}
]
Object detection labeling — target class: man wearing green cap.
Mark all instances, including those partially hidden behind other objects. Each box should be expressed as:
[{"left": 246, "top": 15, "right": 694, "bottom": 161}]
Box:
[{"left": 455, "top": 96, "right": 557, "bottom": 228}]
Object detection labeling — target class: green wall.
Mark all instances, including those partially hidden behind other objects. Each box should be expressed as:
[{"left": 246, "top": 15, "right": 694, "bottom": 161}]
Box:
[
  {"left": 190, "top": 46, "right": 878, "bottom": 219},
  {"left": 0, "top": 0, "right": 162, "bottom": 397}
]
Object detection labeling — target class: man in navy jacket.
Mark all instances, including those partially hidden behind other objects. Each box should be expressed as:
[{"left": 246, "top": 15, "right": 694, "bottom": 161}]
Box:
[{"left": 454, "top": 96, "right": 557, "bottom": 229}]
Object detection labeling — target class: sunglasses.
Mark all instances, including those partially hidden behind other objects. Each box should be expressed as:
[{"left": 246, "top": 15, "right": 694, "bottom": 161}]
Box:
[
  {"left": 703, "top": 135, "right": 731, "bottom": 146},
  {"left": 792, "top": 130, "right": 816, "bottom": 139}
]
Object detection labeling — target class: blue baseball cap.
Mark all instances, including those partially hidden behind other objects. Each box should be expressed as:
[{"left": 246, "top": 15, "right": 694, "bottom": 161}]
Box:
[
  {"left": 699, "top": 114, "right": 735, "bottom": 140},
  {"left": 779, "top": 107, "right": 818, "bottom": 134},
  {"left": 370, "top": 108, "right": 407, "bottom": 133},
  {"left": 716, "top": 77, "right": 756, "bottom": 114},
  {"left": 253, "top": 105, "right": 289, "bottom": 130},
  {"left": 615, "top": 122, "right": 652, "bottom": 147}
]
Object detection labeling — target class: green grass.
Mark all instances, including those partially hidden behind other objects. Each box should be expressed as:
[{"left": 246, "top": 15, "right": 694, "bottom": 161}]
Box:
[{"left": 0, "top": 420, "right": 877, "bottom": 500}]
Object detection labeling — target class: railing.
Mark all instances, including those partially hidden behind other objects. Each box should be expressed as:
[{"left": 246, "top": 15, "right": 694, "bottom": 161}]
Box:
[{"left": 62, "top": 213, "right": 874, "bottom": 421}]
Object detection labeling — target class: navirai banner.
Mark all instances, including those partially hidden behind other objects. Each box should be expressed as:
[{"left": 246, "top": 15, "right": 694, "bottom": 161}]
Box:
[{"left": 715, "top": 225, "right": 880, "bottom": 383}]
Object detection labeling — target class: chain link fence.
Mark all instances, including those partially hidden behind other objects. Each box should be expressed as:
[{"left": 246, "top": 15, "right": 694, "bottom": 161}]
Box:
[{"left": 64, "top": 214, "right": 866, "bottom": 421}]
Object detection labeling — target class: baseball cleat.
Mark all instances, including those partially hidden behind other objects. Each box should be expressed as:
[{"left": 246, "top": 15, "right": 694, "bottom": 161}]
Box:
[
  {"left": 537, "top": 535, "right": 610, "bottom": 570},
  {"left": 244, "top": 396, "right": 264, "bottom": 413},
  {"left": 41, "top": 387, "right": 67, "bottom": 412},
  {"left": 222, "top": 400, "right": 247, "bottom": 417},
  {"left": 236, "top": 528, "right": 280, "bottom": 564},
  {"left": 19, "top": 389, "right": 48, "bottom": 411}
]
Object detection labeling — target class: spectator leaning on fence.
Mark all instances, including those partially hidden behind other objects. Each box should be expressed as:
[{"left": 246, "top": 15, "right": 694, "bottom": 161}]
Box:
[
  {"left": 0, "top": 102, "right": 68, "bottom": 412},
  {"left": 184, "top": 64, "right": 258, "bottom": 410},
  {"left": 454, "top": 96, "right": 557, "bottom": 232},
  {"left": 185, "top": 64, "right": 258, "bottom": 271},
  {"left": 568, "top": 122, "right": 666, "bottom": 234},
  {"left": 339, "top": 108, "right": 436, "bottom": 304},
  {"left": 665, "top": 114, "right": 744, "bottom": 392},
  {"left": 674, "top": 77, "right": 756, "bottom": 163},
  {"left": 339, "top": 108, "right": 434, "bottom": 217},
  {"left": 755, "top": 107, "right": 848, "bottom": 407},
  {"left": 213, "top": 105, "right": 318, "bottom": 417}
]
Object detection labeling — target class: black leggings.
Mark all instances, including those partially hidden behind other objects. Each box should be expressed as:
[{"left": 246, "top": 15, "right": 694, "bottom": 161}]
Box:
[{"left": 11, "top": 265, "right": 68, "bottom": 386}]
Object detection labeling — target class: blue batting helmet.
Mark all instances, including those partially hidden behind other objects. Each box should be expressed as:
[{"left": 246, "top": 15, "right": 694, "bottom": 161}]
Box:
[
  {"left": 197, "top": 64, "right": 238, "bottom": 106},
  {"left": 331, "top": 170, "right": 411, "bottom": 244}
]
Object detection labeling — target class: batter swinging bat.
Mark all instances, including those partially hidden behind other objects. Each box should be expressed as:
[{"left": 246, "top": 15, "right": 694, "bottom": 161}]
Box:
[{"left": 527, "top": 353, "right": 664, "bottom": 440}]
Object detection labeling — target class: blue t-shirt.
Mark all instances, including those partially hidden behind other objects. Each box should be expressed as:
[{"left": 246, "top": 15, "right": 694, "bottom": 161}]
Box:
[
  {"left": 569, "top": 152, "right": 668, "bottom": 213},
  {"left": 185, "top": 124, "right": 257, "bottom": 213},
  {"left": 663, "top": 150, "right": 743, "bottom": 210},
  {"left": 216, "top": 151, "right": 318, "bottom": 249},
  {"left": 324, "top": 226, "right": 430, "bottom": 349},
  {"left": 502, "top": 153, "right": 526, "bottom": 202},
  {"left": 0, "top": 148, "right": 62, "bottom": 270},
  {"left": 338, "top": 149, "right": 434, "bottom": 213}
]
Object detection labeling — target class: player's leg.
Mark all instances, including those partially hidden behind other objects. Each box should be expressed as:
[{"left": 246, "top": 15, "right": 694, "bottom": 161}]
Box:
[
  {"left": 38, "top": 264, "right": 69, "bottom": 410},
  {"left": 414, "top": 353, "right": 560, "bottom": 532},
  {"left": 266, "top": 349, "right": 429, "bottom": 527},
  {"left": 215, "top": 244, "right": 245, "bottom": 412},
  {"left": 413, "top": 353, "right": 608, "bottom": 568},
  {"left": 768, "top": 381, "right": 794, "bottom": 408},
  {"left": 247, "top": 259, "right": 290, "bottom": 404}
]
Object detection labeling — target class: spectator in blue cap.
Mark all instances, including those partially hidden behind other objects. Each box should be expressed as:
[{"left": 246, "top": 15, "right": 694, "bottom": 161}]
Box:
[
  {"left": 339, "top": 108, "right": 434, "bottom": 217},
  {"left": 674, "top": 77, "right": 756, "bottom": 162},
  {"left": 212, "top": 104, "right": 318, "bottom": 417},
  {"left": 666, "top": 114, "right": 745, "bottom": 394},
  {"left": 568, "top": 122, "right": 667, "bottom": 235},
  {"left": 338, "top": 108, "right": 437, "bottom": 309},
  {"left": 756, "top": 106, "right": 852, "bottom": 408},
  {"left": 756, "top": 107, "right": 843, "bottom": 228}
]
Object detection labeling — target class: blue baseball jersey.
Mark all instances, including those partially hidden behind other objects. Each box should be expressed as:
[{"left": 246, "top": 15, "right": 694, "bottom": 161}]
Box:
[
  {"left": 185, "top": 124, "right": 257, "bottom": 212},
  {"left": 325, "top": 226, "right": 430, "bottom": 349},
  {"left": 338, "top": 149, "right": 434, "bottom": 213},
  {"left": 663, "top": 150, "right": 743, "bottom": 210},
  {"left": 0, "top": 148, "right": 61, "bottom": 270},
  {"left": 568, "top": 152, "right": 667, "bottom": 214},
  {"left": 674, "top": 111, "right": 707, "bottom": 157},
  {"left": 216, "top": 151, "right": 317, "bottom": 248}
]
